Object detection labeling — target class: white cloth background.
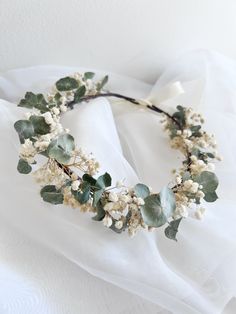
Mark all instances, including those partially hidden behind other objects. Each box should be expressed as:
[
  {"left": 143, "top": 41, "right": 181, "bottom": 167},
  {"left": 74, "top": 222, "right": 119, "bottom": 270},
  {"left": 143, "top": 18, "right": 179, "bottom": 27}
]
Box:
[{"left": 0, "top": 50, "right": 236, "bottom": 313}]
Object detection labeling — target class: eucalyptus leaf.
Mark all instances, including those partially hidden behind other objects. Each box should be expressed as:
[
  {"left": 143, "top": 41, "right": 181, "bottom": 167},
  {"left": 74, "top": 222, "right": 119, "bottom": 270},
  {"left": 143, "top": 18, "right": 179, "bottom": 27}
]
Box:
[
  {"left": 74, "top": 85, "right": 86, "bottom": 102},
  {"left": 164, "top": 218, "right": 182, "bottom": 241},
  {"left": 134, "top": 183, "right": 150, "bottom": 199},
  {"left": 18, "top": 92, "right": 48, "bottom": 112},
  {"left": 204, "top": 191, "right": 218, "bottom": 202},
  {"left": 14, "top": 119, "right": 35, "bottom": 143},
  {"left": 17, "top": 158, "right": 32, "bottom": 174},
  {"left": 141, "top": 194, "right": 166, "bottom": 227},
  {"left": 97, "top": 75, "right": 109, "bottom": 91},
  {"left": 96, "top": 172, "right": 112, "bottom": 189},
  {"left": 194, "top": 171, "right": 219, "bottom": 193},
  {"left": 84, "top": 72, "right": 95, "bottom": 80},
  {"left": 93, "top": 189, "right": 104, "bottom": 207},
  {"left": 82, "top": 174, "right": 97, "bottom": 186},
  {"left": 29, "top": 115, "right": 51, "bottom": 135},
  {"left": 47, "top": 134, "right": 75, "bottom": 164},
  {"left": 40, "top": 185, "right": 64, "bottom": 205},
  {"left": 72, "top": 184, "right": 90, "bottom": 204},
  {"left": 159, "top": 186, "right": 176, "bottom": 218},
  {"left": 56, "top": 77, "right": 79, "bottom": 91},
  {"left": 92, "top": 201, "right": 105, "bottom": 221}
]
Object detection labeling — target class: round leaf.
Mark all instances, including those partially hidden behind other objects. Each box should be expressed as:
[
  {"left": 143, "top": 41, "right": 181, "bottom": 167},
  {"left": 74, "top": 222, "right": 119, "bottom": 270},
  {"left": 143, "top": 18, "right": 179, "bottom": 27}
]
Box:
[
  {"left": 141, "top": 194, "right": 167, "bottom": 227},
  {"left": 14, "top": 120, "right": 34, "bottom": 143},
  {"left": 17, "top": 158, "right": 32, "bottom": 174},
  {"left": 134, "top": 183, "right": 150, "bottom": 199},
  {"left": 195, "top": 171, "right": 219, "bottom": 193},
  {"left": 47, "top": 134, "right": 75, "bottom": 164},
  {"left": 56, "top": 77, "right": 78, "bottom": 91}
]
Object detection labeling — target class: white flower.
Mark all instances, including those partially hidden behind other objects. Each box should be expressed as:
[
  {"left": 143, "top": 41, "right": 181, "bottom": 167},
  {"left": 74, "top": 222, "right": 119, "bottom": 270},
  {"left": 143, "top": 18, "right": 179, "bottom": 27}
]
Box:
[
  {"left": 115, "top": 220, "right": 123, "bottom": 229},
  {"left": 24, "top": 112, "right": 32, "bottom": 119},
  {"left": 108, "top": 192, "right": 119, "bottom": 202},
  {"left": 43, "top": 112, "right": 54, "bottom": 125},
  {"left": 119, "top": 194, "right": 131, "bottom": 203},
  {"left": 195, "top": 207, "right": 205, "bottom": 220},
  {"left": 175, "top": 175, "right": 182, "bottom": 185},
  {"left": 136, "top": 197, "right": 145, "bottom": 206},
  {"left": 190, "top": 182, "right": 199, "bottom": 194},
  {"left": 71, "top": 172, "right": 78, "bottom": 181},
  {"left": 52, "top": 107, "right": 60, "bottom": 115},
  {"left": 196, "top": 190, "right": 205, "bottom": 198},
  {"left": 104, "top": 202, "right": 115, "bottom": 212},
  {"left": 116, "top": 180, "right": 124, "bottom": 188},
  {"left": 71, "top": 180, "right": 80, "bottom": 191},
  {"left": 103, "top": 215, "right": 113, "bottom": 227},
  {"left": 60, "top": 104, "right": 67, "bottom": 112},
  {"left": 207, "top": 163, "right": 215, "bottom": 172}
]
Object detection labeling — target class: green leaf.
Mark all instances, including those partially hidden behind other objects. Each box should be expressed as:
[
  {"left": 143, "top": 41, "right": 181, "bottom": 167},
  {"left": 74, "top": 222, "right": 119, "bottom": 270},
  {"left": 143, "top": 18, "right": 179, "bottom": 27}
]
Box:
[
  {"left": 72, "top": 183, "right": 90, "bottom": 204},
  {"left": 134, "top": 183, "right": 150, "bottom": 199},
  {"left": 194, "top": 171, "right": 219, "bottom": 193},
  {"left": 164, "top": 218, "right": 182, "bottom": 241},
  {"left": 74, "top": 85, "right": 86, "bottom": 102},
  {"left": 93, "top": 189, "right": 104, "bottom": 206},
  {"left": 47, "top": 134, "right": 75, "bottom": 164},
  {"left": 56, "top": 77, "right": 79, "bottom": 91},
  {"left": 206, "top": 152, "right": 215, "bottom": 159},
  {"left": 159, "top": 186, "right": 176, "bottom": 218},
  {"left": 17, "top": 158, "right": 32, "bottom": 174},
  {"left": 173, "top": 106, "right": 185, "bottom": 128},
  {"left": 40, "top": 185, "right": 64, "bottom": 205},
  {"left": 84, "top": 72, "right": 95, "bottom": 80},
  {"left": 92, "top": 201, "right": 105, "bottom": 221},
  {"left": 141, "top": 187, "right": 176, "bottom": 228},
  {"left": 18, "top": 92, "right": 48, "bottom": 112},
  {"left": 97, "top": 75, "right": 109, "bottom": 91},
  {"left": 82, "top": 174, "right": 97, "bottom": 186},
  {"left": 14, "top": 120, "right": 35, "bottom": 143},
  {"left": 96, "top": 172, "right": 112, "bottom": 189},
  {"left": 204, "top": 191, "right": 218, "bottom": 202},
  {"left": 141, "top": 194, "right": 164, "bottom": 227},
  {"left": 29, "top": 115, "right": 51, "bottom": 135}
]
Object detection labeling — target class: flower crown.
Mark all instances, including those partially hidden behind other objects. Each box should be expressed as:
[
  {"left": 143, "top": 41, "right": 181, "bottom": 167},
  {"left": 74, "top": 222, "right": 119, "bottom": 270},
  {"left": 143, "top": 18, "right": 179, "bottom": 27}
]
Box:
[{"left": 14, "top": 72, "right": 221, "bottom": 240}]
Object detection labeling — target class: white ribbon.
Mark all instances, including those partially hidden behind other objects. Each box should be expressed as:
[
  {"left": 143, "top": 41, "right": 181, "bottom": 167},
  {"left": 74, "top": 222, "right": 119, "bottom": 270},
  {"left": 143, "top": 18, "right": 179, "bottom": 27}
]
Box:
[{"left": 139, "top": 81, "right": 185, "bottom": 111}]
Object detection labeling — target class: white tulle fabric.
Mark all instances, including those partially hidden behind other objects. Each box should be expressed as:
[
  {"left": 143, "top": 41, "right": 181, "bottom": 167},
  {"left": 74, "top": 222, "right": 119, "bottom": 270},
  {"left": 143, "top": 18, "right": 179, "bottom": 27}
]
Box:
[{"left": 0, "top": 51, "right": 236, "bottom": 314}]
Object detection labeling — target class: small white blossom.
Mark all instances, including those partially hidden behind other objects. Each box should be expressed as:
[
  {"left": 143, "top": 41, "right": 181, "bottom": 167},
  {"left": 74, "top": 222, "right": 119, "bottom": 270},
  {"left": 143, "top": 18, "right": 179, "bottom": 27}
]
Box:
[
  {"left": 71, "top": 180, "right": 80, "bottom": 191},
  {"left": 103, "top": 215, "right": 113, "bottom": 227},
  {"left": 115, "top": 220, "right": 123, "bottom": 229},
  {"left": 108, "top": 192, "right": 119, "bottom": 202}
]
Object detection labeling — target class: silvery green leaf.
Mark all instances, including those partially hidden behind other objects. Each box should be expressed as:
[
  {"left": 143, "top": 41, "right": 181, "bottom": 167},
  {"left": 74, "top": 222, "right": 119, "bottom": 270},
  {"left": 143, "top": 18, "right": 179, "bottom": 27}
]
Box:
[
  {"left": 97, "top": 75, "right": 109, "bottom": 91},
  {"left": 141, "top": 194, "right": 166, "bottom": 227},
  {"left": 72, "top": 184, "right": 90, "bottom": 204},
  {"left": 47, "top": 134, "right": 75, "bottom": 164},
  {"left": 18, "top": 92, "right": 48, "bottom": 112},
  {"left": 96, "top": 172, "right": 112, "bottom": 189},
  {"left": 159, "top": 186, "right": 176, "bottom": 218},
  {"left": 40, "top": 185, "right": 64, "bottom": 205},
  {"left": 194, "top": 171, "right": 219, "bottom": 193},
  {"left": 164, "top": 218, "right": 182, "bottom": 241},
  {"left": 93, "top": 189, "right": 104, "bottom": 206},
  {"left": 74, "top": 85, "right": 86, "bottom": 102},
  {"left": 17, "top": 158, "right": 32, "bottom": 174},
  {"left": 84, "top": 72, "right": 95, "bottom": 80},
  {"left": 92, "top": 201, "right": 105, "bottom": 221},
  {"left": 14, "top": 119, "right": 35, "bottom": 143},
  {"left": 204, "top": 191, "right": 218, "bottom": 202},
  {"left": 82, "top": 174, "right": 97, "bottom": 186},
  {"left": 134, "top": 183, "right": 150, "bottom": 199},
  {"left": 56, "top": 77, "right": 79, "bottom": 91},
  {"left": 29, "top": 115, "right": 51, "bottom": 135},
  {"left": 141, "top": 187, "right": 176, "bottom": 228}
]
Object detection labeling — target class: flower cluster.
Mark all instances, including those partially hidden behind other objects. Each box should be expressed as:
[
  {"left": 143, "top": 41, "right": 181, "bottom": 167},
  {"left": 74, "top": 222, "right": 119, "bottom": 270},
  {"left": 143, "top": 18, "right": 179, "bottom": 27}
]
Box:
[
  {"left": 14, "top": 73, "right": 220, "bottom": 241},
  {"left": 161, "top": 105, "right": 220, "bottom": 221}
]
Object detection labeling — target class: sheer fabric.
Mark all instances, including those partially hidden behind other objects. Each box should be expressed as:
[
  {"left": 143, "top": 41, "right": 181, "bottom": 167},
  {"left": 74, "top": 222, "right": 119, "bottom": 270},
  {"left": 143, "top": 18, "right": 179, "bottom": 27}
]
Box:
[{"left": 0, "top": 51, "right": 235, "bottom": 313}]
